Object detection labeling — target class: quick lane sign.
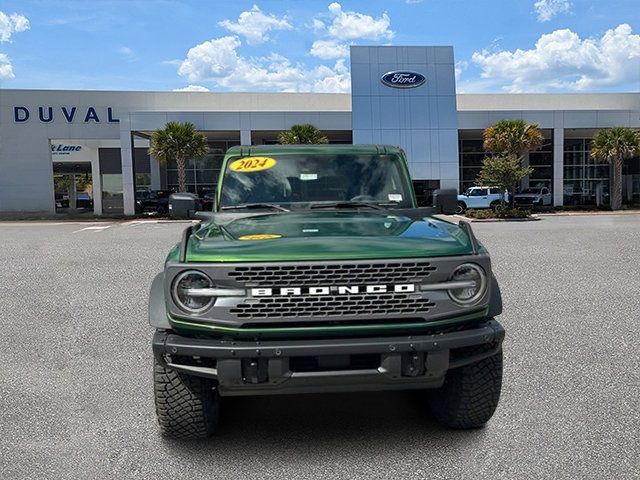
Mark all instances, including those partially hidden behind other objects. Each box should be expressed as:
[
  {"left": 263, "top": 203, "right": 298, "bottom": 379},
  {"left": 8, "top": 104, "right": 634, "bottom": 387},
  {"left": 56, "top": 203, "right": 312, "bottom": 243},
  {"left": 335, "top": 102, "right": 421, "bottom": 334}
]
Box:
[
  {"left": 51, "top": 144, "right": 82, "bottom": 155},
  {"left": 13, "top": 106, "right": 119, "bottom": 123}
]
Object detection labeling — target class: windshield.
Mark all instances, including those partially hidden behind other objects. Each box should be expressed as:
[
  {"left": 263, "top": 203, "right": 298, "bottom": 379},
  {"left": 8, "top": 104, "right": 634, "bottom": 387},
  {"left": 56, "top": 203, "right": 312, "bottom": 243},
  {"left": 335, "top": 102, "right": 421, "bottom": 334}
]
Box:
[
  {"left": 219, "top": 153, "right": 414, "bottom": 209},
  {"left": 520, "top": 188, "right": 540, "bottom": 194}
]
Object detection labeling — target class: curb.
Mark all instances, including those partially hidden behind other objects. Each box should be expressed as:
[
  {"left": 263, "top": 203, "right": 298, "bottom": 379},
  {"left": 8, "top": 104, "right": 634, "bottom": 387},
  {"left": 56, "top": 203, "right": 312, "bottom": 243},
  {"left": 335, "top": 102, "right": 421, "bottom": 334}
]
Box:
[
  {"left": 535, "top": 211, "right": 640, "bottom": 217},
  {"left": 467, "top": 217, "right": 541, "bottom": 222},
  {"left": 451, "top": 214, "right": 540, "bottom": 223}
]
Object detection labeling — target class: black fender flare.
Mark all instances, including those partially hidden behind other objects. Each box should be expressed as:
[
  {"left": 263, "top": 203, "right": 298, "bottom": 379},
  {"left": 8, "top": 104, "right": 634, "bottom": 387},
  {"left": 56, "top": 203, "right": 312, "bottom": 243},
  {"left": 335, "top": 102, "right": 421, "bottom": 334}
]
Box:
[
  {"left": 488, "top": 274, "right": 503, "bottom": 318},
  {"left": 149, "top": 272, "right": 171, "bottom": 329}
]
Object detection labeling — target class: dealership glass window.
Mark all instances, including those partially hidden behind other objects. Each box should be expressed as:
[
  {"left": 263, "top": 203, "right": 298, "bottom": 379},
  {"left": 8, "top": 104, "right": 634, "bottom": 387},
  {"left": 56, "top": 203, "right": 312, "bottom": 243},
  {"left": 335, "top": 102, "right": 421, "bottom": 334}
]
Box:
[
  {"left": 102, "top": 174, "right": 124, "bottom": 213},
  {"left": 528, "top": 139, "right": 553, "bottom": 188},
  {"left": 459, "top": 133, "right": 554, "bottom": 192},
  {"left": 136, "top": 173, "right": 151, "bottom": 188},
  {"left": 622, "top": 155, "right": 640, "bottom": 204},
  {"left": 166, "top": 140, "right": 240, "bottom": 195},
  {"left": 458, "top": 140, "right": 490, "bottom": 192},
  {"left": 631, "top": 175, "right": 640, "bottom": 204},
  {"left": 563, "top": 138, "right": 611, "bottom": 206},
  {"left": 413, "top": 180, "right": 441, "bottom": 207}
]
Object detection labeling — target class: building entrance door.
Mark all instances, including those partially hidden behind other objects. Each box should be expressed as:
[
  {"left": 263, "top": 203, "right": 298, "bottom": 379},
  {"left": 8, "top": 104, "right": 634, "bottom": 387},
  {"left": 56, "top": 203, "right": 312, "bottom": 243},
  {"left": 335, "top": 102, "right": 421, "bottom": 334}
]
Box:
[{"left": 52, "top": 162, "right": 94, "bottom": 214}]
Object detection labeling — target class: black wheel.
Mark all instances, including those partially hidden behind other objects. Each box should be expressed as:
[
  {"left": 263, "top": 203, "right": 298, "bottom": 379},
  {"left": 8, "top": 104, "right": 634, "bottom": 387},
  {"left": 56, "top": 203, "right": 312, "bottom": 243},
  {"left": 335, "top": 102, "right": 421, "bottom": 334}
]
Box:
[
  {"left": 455, "top": 202, "right": 466, "bottom": 214},
  {"left": 153, "top": 359, "right": 220, "bottom": 439},
  {"left": 428, "top": 349, "right": 503, "bottom": 429}
]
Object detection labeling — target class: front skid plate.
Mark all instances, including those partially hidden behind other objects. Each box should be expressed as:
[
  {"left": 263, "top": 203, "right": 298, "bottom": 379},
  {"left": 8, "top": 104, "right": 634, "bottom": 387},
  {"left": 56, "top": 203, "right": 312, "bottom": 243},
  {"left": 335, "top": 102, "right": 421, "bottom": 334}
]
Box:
[{"left": 153, "top": 320, "right": 504, "bottom": 396}]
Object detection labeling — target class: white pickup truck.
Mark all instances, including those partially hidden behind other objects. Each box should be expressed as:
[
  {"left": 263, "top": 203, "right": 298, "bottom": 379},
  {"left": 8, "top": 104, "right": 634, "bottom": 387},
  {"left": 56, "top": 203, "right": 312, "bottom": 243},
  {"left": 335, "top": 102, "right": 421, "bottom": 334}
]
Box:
[
  {"left": 514, "top": 187, "right": 552, "bottom": 207},
  {"left": 456, "top": 187, "right": 507, "bottom": 214}
]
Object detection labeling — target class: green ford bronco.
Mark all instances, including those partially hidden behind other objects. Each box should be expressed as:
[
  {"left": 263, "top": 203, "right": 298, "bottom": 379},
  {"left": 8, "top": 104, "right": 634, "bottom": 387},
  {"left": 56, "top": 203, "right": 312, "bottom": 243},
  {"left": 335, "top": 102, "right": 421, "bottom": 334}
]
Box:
[{"left": 149, "top": 144, "right": 505, "bottom": 438}]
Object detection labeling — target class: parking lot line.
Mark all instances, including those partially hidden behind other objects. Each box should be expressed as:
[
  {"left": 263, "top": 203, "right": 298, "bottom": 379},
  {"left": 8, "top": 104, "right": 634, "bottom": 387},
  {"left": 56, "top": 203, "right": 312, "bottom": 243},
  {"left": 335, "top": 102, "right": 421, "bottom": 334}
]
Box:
[{"left": 73, "top": 225, "right": 112, "bottom": 233}]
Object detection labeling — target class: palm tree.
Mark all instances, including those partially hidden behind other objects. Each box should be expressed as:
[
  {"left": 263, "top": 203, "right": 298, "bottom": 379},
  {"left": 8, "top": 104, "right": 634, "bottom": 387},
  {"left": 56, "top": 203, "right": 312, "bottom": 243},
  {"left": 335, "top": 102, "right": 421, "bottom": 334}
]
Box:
[
  {"left": 148, "top": 122, "right": 209, "bottom": 193},
  {"left": 590, "top": 127, "right": 640, "bottom": 210},
  {"left": 278, "top": 124, "right": 329, "bottom": 144},
  {"left": 483, "top": 119, "right": 544, "bottom": 205},
  {"left": 483, "top": 119, "right": 545, "bottom": 159}
]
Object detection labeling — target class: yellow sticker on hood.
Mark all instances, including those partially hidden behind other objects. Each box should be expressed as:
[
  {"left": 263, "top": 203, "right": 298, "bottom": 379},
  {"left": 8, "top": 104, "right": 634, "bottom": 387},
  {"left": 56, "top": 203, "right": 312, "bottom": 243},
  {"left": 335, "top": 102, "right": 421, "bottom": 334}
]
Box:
[
  {"left": 238, "top": 234, "right": 282, "bottom": 241},
  {"left": 230, "top": 157, "right": 277, "bottom": 173}
]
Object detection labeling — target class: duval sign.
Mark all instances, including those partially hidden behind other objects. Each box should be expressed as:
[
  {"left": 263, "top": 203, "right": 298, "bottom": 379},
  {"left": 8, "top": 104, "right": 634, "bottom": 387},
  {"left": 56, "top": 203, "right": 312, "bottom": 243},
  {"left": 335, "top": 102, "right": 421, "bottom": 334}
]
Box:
[
  {"left": 13, "top": 106, "right": 119, "bottom": 123},
  {"left": 380, "top": 71, "right": 426, "bottom": 89}
]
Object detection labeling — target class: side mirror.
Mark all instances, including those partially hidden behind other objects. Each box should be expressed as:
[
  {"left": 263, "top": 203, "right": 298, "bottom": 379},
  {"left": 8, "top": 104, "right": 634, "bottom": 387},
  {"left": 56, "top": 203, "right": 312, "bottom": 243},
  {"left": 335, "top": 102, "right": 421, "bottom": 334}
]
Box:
[
  {"left": 432, "top": 189, "right": 458, "bottom": 215},
  {"left": 168, "top": 192, "right": 201, "bottom": 220}
]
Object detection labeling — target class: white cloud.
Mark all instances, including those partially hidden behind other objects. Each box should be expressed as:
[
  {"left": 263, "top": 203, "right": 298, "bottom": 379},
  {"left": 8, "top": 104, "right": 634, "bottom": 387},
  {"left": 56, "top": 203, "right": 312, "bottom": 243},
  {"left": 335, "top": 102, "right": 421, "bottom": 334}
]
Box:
[
  {"left": 310, "top": 18, "right": 325, "bottom": 32},
  {"left": 310, "top": 40, "right": 350, "bottom": 60},
  {"left": 178, "top": 36, "right": 243, "bottom": 82},
  {"left": 219, "top": 5, "right": 292, "bottom": 45},
  {"left": 118, "top": 46, "right": 136, "bottom": 61},
  {"left": 0, "top": 52, "right": 14, "bottom": 79},
  {"left": 177, "top": 35, "right": 350, "bottom": 93},
  {"left": 533, "top": 0, "right": 571, "bottom": 22},
  {"left": 0, "top": 11, "right": 29, "bottom": 42},
  {"left": 455, "top": 60, "right": 468, "bottom": 82},
  {"left": 178, "top": 4, "right": 396, "bottom": 92},
  {"left": 0, "top": 11, "right": 28, "bottom": 81},
  {"left": 471, "top": 24, "right": 640, "bottom": 92},
  {"left": 325, "top": 3, "right": 394, "bottom": 41},
  {"left": 173, "top": 85, "right": 210, "bottom": 92},
  {"left": 308, "top": 3, "right": 394, "bottom": 60}
]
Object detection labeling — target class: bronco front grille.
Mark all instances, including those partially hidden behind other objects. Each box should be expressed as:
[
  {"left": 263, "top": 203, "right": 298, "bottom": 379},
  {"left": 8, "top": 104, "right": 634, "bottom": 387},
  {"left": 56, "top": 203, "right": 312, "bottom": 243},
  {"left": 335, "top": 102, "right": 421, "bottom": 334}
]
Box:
[
  {"left": 228, "top": 262, "right": 437, "bottom": 287},
  {"left": 229, "top": 292, "right": 436, "bottom": 319}
]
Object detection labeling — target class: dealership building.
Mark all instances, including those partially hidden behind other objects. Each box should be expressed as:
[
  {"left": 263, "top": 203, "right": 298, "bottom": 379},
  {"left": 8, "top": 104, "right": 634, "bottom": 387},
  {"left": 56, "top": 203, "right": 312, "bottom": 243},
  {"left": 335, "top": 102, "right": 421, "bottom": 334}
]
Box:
[{"left": 1, "top": 45, "right": 638, "bottom": 216}]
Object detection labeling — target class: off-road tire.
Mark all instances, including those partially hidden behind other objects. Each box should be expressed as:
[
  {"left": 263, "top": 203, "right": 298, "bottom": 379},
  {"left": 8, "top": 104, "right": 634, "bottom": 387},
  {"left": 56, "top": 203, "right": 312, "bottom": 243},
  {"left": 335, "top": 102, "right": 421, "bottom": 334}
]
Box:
[
  {"left": 490, "top": 200, "right": 503, "bottom": 212},
  {"left": 428, "top": 349, "right": 503, "bottom": 429},
  {"left": 455, "top": 201, "right": 466, "bottom": 214},
  {"left": 154, "top": 359, "right": 220, "bottom": 439}
]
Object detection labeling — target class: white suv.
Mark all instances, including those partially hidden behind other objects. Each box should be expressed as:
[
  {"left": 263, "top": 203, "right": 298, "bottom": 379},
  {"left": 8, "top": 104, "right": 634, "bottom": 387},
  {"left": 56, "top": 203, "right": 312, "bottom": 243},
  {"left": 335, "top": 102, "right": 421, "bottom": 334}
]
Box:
[{"left": 456, "top": 187, "right": 507, "bottom": 214}]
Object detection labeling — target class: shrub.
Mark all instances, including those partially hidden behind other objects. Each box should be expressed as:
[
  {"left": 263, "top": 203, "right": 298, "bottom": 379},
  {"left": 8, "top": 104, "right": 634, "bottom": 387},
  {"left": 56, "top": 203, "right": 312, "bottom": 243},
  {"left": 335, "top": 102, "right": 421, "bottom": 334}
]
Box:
[{"left": 465, "top": 207, "right": 531, "bottom": 219}]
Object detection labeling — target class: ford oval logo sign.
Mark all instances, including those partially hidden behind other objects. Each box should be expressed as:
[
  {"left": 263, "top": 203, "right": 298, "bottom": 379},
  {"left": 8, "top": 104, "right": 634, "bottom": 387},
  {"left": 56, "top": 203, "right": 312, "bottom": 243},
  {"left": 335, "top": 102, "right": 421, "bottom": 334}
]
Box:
[{"left": 380, "top": 71, "right": 426, "bottom": 89}]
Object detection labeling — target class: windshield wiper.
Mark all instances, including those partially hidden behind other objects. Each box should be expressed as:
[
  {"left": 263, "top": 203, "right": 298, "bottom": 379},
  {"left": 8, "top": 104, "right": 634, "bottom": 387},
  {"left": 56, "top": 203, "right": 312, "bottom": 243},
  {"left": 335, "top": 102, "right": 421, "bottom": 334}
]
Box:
[
  {"left": 221, "top": 203, "right": 290, "bottom": 212},
  {"left": 310, "top": 201, "right": 393, "bottom": 210}
]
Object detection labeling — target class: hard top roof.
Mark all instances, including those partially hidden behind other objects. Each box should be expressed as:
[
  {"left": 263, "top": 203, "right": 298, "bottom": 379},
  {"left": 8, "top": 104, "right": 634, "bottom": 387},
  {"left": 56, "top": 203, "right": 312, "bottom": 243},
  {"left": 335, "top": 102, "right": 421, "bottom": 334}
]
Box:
[{"left": 226, "top": 144, "right": 404, "bottom": 156}]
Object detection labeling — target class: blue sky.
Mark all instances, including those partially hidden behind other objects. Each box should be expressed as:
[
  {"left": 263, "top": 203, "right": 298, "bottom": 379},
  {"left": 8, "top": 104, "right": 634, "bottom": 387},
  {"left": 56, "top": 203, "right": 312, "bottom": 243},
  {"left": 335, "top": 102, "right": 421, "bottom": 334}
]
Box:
[{"left": 0, "top": 0, "right": 638, "bottom": 93}]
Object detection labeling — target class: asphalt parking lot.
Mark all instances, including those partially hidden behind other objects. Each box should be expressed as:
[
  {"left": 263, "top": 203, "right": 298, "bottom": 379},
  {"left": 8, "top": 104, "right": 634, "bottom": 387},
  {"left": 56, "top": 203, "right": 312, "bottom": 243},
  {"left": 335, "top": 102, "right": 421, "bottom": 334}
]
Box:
[{"left": 1, "top": 215, "right": 638, "bottom": 479}]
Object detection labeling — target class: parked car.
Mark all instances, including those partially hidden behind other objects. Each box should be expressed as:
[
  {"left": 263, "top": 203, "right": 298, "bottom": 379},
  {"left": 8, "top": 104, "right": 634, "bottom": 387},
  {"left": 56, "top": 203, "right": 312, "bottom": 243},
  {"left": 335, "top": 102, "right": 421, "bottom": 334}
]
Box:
[
  {"left": 55, "top": 193, "right": 69, "bottom": 209},
  {"left": 456, "top": 187, "right": 507, "bottom": 214},
  {"left": 514, "top": 187, "right": 552, "bottom": 207},
  {"left": 54, "top": 193, "right": 92, "bottom": 209},
  {"left": 136, "top": 189, "right": 173, "bottom": 214},
  {"left": 76, "top": 192, "right": 93, "bottom": 209}
]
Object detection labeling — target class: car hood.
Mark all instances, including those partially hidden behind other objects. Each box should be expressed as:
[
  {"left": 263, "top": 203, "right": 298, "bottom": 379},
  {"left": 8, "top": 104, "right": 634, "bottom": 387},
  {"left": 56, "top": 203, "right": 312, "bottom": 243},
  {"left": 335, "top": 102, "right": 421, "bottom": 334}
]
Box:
[{"left": 185, "top": 211, "right": 475, "bottom": 262}]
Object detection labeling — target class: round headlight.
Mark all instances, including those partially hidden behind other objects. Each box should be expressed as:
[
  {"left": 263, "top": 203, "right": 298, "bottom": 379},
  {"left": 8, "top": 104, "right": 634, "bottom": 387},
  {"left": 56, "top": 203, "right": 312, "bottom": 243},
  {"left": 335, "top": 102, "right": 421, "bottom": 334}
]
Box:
[
  {"left": 448, "top": 263, "right": 487, "bottom": 305},
  {"left": 172, "top": 270, "right": 214, "bottom": 313}
]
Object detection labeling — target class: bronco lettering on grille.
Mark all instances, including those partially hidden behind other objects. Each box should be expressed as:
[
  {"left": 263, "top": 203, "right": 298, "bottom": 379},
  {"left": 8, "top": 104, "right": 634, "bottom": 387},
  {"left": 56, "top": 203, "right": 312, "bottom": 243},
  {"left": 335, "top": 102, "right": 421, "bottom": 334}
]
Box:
[{"left": 251, "top": 284, "right": 416, "bottom": 297}]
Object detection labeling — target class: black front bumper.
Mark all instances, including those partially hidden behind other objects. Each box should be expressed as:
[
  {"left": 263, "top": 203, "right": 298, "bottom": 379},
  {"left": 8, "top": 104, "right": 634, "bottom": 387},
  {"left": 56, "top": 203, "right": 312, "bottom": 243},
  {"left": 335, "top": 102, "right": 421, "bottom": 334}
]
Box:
[{"left": 153, "top": 320, "right": 505, "bottom": 396}]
